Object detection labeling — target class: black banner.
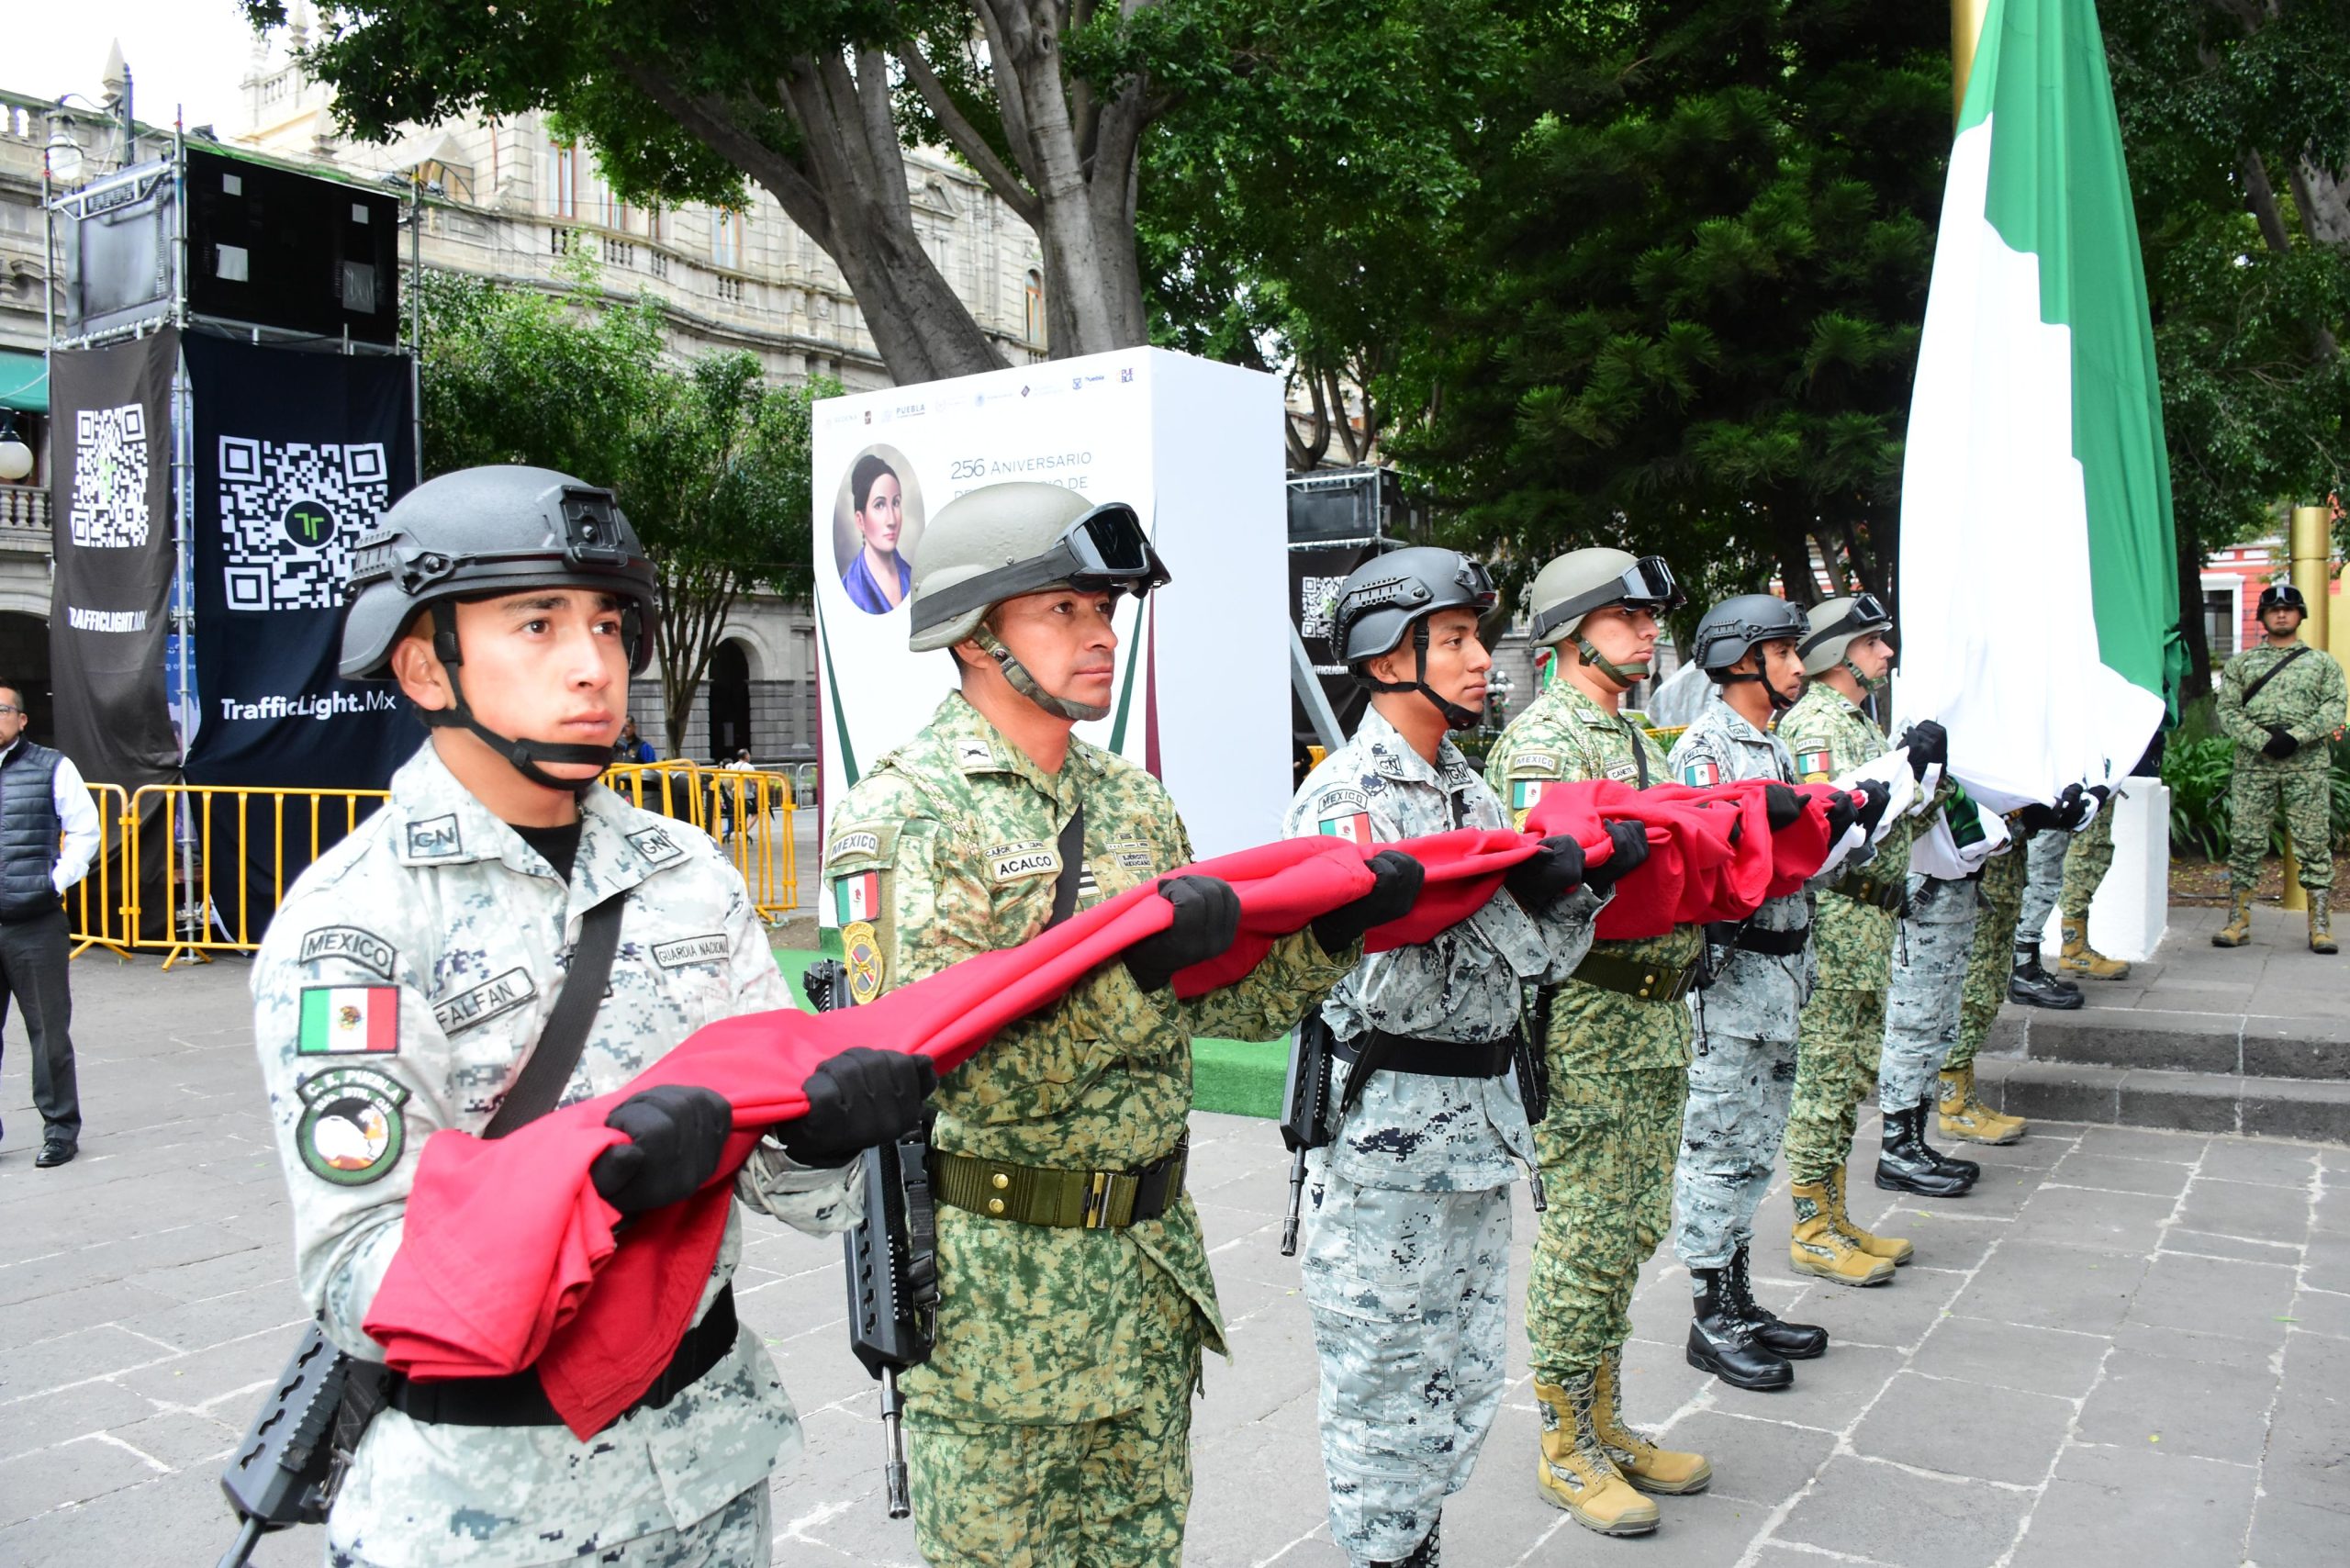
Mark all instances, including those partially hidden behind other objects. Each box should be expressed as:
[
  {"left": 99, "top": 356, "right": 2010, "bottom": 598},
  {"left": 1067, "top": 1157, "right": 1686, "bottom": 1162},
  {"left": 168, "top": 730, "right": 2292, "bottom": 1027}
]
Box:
[
  {"left": 183, "top": 335, "right": 418, "bottom": 790},
  {"left": 48, "top": 328, "right": 180, "bottom": 790},
  {"left": 1291, "top": 543, "right": 1379, "bottom": 751}
]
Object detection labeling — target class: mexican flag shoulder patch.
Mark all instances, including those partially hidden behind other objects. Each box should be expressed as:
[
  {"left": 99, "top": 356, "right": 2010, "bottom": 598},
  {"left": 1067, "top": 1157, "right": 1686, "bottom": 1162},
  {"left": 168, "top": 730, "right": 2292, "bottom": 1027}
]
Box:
[{"left": 297, "top": 986, "right": 399, "bottom": 1055}]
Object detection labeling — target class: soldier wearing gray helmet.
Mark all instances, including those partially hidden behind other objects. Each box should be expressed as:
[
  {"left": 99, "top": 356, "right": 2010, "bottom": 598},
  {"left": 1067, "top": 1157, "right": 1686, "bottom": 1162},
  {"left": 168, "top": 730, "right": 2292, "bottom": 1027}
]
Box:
[
  {"left": 253, "top": 465, "right": 935, "bottom": 1568},
  {"left": 1666, "top": 594, "right": 1848, "bottom": 1394},
  {"left": 1285, "top": 547, "right": 1628, "bottom": 1568}
]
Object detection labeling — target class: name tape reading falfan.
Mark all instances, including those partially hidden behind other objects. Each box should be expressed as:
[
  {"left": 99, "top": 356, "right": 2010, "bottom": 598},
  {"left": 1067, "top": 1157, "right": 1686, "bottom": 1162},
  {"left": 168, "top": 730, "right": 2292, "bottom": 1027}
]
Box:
[{"left": 433, "top": 968, "right": 537, "bottom": 1035}]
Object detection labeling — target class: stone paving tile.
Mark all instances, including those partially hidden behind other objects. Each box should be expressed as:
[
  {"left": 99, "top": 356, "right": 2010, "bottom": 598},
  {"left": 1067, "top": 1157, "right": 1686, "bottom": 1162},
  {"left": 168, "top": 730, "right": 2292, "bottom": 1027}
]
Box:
[{"left": 6, "top": 958, "right": 2350, "bottom": 1568}]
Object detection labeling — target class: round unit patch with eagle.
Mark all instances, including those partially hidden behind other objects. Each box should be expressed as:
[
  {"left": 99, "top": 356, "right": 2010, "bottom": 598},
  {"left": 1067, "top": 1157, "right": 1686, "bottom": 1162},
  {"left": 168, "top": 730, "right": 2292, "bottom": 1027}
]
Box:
[{"left": 296, "top": 1065, "right": 411, "bottom": 1186}]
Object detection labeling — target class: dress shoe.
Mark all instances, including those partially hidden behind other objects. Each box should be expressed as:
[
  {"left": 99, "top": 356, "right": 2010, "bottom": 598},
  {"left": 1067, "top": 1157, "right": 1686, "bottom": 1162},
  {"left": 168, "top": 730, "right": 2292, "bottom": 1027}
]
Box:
[{"left": 35, "top": 1140, "right": 77, "bottom": 1169}]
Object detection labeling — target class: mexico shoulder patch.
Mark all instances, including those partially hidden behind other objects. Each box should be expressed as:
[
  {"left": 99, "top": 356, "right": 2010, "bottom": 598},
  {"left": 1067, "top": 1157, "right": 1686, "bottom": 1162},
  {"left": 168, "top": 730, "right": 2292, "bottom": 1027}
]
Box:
[
  {"left": 843, "top": 920, "right": 884, "bottom": 1004},
  {"left": 297, "top": 1066, "right": 410, "bottom": 1186},
  {"left": 1796, "top": 747, "right": 1832, "bottom": 782},
  {"left": 1680, "top": 758, "right": 1721, "bottom": 787},
  {"left": 297, "top": 986, "right": 398, "bottom": 1056},
  {"left": 1511, "top": 779, "right": 1549, "bottom": 812},
  {"left": 1317, "top": 812, "right": 1373, "bottom": 845},
  {"left": 834, "top": 871, "right": 883, "bottom": 923}
]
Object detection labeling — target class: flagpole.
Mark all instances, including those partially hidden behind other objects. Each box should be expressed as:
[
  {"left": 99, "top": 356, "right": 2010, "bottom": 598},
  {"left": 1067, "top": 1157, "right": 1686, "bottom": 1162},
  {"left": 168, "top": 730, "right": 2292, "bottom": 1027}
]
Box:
[{"left": 1952, "top": 0, "right": 1990, "bottom": 123}]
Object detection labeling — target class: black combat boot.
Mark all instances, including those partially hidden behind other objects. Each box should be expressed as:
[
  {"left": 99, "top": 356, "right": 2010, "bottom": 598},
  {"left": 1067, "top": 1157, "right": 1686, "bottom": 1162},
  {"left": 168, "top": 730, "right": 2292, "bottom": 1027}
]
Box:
[
  {"left": 1727, "top": 1243, "right": 1827, "bottom": 1360},
  {"left": 2009, "top": 942, "right": 2085, "bottom": 1009},
  {"left": 1371, "top": 1514, "right": 1439, "bottom": 1567},
  {"left": 1687, "top": 1268, "right": 1794, "bottom": 1390},
  {"left": 1876, "top": 1102, "right": 1975, "bottom": 1197}
]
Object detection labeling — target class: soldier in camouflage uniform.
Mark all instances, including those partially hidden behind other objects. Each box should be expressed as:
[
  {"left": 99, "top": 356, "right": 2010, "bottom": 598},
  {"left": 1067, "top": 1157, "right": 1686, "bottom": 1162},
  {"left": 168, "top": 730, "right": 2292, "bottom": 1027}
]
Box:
[
  {"left": 2059, "top": 798, "right": 2128, "bottom": 978},
  {"left": 822, "top": 483, "right": 1410, "bottom": 1567},
  {"left": 1285, "top": 547, "right": 1623, "bottom": 1568},
  {"left": 1485, "top": 548, "right": 1712, "bottom": 1539},
  {"left": 1666, "top": 595, "right": 1837, "bottom": 1392},
  {"left": 2004, "top": 823, "right": 2085, "bottom": 1011},
  {"left": 253, "top": 468, "right": 934, "bottom": 1568},
  {"left": 2213, "top": 582, "right": 2347, "bottom": 953}
]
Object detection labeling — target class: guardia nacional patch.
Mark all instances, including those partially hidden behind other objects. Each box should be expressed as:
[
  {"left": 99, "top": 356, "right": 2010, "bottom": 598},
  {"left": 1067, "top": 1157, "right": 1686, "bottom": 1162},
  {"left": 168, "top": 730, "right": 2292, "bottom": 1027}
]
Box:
[
  {"left": 843, "top": 920, "right": 884, "bottom": 1004},
  {"left": 297, "top": 1066, "right": 410, "bottom": 1186}
]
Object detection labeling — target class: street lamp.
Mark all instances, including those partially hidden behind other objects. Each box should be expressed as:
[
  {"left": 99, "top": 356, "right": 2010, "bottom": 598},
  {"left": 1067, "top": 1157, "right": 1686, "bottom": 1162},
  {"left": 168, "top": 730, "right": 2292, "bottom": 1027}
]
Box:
[{"left": 0, "top": 415, "right": 30, "bottom": 484}]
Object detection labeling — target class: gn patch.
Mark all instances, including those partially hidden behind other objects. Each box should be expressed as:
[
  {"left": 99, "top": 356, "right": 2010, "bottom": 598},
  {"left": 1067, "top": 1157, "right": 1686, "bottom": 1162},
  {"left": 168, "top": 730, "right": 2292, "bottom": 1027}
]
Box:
[
  {"left": 433, "top": 968, "right": 537, "bottom": 1035},
  {"left": 628, "top": 826, "right": 685, "bottom": 866},
  {"left": 297, "top": 1066, "right": 409, "bottom": 1186},
  {"left": 652, "top": 934, "right": 729, "bottom": 969},
  {"left": 404, "top": 813, "right": 463, "bottom": 861}
]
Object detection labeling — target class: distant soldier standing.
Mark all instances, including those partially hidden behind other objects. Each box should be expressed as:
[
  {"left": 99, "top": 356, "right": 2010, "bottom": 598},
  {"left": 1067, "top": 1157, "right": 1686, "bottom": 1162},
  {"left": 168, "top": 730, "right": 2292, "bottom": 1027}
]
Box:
[
  {"left": 1665, "top": 595, "right": 1839, "bottom": 1392},
  {"left": 1486, "top": 549, "right": 1713, "bottom": 1540},
  {"left": 822, "top": 482, "right": 1413, "bottom": 1566},
  {"left": 2212, "top": 583, "right": 2345, "bottom": 953},
  {"left": 2058, "top": 734, "right": 2164, "bottom": 980},
  {"left": 1777, "top": 596, "right": 1952, "bottom": 1278},
  {"left": 1286, "top": 547, "right": 1629, "bottom": 1568}
]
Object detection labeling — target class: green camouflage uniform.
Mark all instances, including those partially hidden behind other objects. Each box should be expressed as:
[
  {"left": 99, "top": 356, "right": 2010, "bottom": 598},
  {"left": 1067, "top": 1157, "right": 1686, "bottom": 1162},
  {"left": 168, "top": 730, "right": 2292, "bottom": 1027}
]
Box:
[
  {"left": 1776, "top": 682, "right": 1913, "bottom": 1185},
  {"left": 1486, "top": 680, "right": 1696, "bottom": 1383},
  {"left": 2215, "top": 639, "right": 2347, "bottom": 894},
  {"left": 2059, "top": 806, "right": 2116, "bottom": 921},
  {"left": 822, "top": 693, "right": 1351, "bottom": 1568},
  {"left": 253, "top": 746, "right": 858, "bottom": 1568},
  {"left": 1953, "top": 836, "right": 2028, "bottom": 1072}
]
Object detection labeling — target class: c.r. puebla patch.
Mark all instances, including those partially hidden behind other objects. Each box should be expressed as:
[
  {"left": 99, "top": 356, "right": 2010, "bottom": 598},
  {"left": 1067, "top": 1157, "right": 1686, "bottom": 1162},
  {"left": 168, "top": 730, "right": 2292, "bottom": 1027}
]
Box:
[
  {"left": 843, "top": 920, "right": 884, "bottom": 1004},
  {"left": 296, "top": 1066, "right": 410, "bottom": 1186}
]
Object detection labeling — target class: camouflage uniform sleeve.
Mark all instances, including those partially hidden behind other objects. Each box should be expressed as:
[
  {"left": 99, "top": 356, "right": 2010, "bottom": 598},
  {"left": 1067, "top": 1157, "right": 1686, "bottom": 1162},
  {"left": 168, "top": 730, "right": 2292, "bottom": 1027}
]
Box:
[
  {"left": 1489, "top": 726, "right": 1573, "bottom": 828},
  {"left": 726, "top": 868, "right": 862, "bottom": 1234},
  {"left": 1523, "top": 884, "right": 1604, "bottom": 984},
  {"left": 2293, "top": 652, "right": 2347, "bottom": 745},
  {"left": 251, "top": 883, "right": 443, "bottom": 1363},
  {"left": 2215, "top": 654, "right": 2269, "bottom": 750},
  {"left": 1665, "top": 722, "right": 1733, "bottom": 789}
]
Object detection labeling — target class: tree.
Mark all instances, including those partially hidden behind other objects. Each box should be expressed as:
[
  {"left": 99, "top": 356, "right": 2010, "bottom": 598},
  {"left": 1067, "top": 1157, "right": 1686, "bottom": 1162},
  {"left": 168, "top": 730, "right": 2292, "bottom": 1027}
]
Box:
[
  {"left": 1400, "top": 3, "right": 1950, "bottom": 622},
  {"left": 415, "top": 264, "right": 827, "bottom": 755},
  {"left": 2103, "top": 0, "right": 2350, "bottom": 698}
]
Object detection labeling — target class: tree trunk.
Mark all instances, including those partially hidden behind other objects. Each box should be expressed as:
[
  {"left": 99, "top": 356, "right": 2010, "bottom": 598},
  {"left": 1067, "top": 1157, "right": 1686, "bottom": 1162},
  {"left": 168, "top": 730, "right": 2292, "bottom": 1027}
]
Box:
[{"left": 2176, "top": 530, "right": 2213, "bottom": 703}]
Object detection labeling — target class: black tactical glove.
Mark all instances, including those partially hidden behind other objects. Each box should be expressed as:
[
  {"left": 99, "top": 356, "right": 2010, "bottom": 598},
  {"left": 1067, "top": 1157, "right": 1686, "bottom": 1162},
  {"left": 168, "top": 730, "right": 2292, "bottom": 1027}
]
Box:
[
  {"left": 1822, "top": 790, "right": 1859, "bottom": 843},
  {"left": 1762, "top": 782, "right": 1803, "bottom": 831},
  {"left": 591, "top": 1084, "right": 735, "bottom": 1213},
  {"left": 1311, "top": 850, "right": 1425, "bottom": 953},
  {"left": 1852, "top": 778, "right": 1893, "bottom": 840},
  {"left": 2265, "top": 726, "right": 2300, "bottom": 760},
  {"left": 1505, "top": 834, "right": 1587, "bottom": 911},
  {"left": 2017, "top": 783, "right": 2090, "bottom": 834},
  {"left": 1578, "top": 820, "right": 1652, "bottom": 895},
  {"left": 1125, "top": 875, "right": 1242, "bottom": 992},
  {"left": 1902, "top": 720, "right": 1949, "bottom": 779},
  {"left": 773, "top": 1047, "right": 938, "bottom": 1168}
]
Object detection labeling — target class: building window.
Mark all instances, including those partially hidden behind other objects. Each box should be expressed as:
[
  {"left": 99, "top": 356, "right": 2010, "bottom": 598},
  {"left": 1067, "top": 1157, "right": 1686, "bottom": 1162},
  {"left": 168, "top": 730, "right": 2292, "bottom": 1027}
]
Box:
[
  {"left": 711, "top": 209, "right": 744, "bottom": 271},
  {"left": 548, "top": 141, "right": 581, "bottom": 218},
  {"left": 1024, "top": 268, "right": 1045, "bottom": 346},
  {"left": 2202, "top": 583, "right": 2240, "bottom": 659}
]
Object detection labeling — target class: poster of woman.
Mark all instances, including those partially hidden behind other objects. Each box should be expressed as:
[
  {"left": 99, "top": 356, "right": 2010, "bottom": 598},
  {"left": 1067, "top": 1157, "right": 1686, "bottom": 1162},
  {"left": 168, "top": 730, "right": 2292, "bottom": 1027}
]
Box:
[{"left": 834, "top": 448, "right": 922, "bottom": 613}]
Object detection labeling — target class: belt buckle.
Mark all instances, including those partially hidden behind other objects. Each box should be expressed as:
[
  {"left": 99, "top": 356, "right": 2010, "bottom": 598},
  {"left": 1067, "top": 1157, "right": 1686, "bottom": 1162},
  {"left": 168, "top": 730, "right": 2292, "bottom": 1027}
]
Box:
[{"left": 1080, "top": 1170, "right": 1123, "bottom": 1229}]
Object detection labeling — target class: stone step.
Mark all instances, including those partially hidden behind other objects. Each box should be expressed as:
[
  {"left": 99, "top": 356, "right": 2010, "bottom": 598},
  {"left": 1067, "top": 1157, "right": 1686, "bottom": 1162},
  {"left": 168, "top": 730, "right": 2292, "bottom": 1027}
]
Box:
[
  {"left": 1987, "top": 1002, "right": 2350, "bottom": 1081},
  {"left": 1974, "top": 1056, "right": 2350, "bottom": 1145}
]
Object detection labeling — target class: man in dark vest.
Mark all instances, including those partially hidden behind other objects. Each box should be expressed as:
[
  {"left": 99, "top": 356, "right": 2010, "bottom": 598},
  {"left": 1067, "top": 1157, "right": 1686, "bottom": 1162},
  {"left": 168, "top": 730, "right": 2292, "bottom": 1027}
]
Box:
[{"left": 0, "top": 679, "right": 100, "bottom": 1167}]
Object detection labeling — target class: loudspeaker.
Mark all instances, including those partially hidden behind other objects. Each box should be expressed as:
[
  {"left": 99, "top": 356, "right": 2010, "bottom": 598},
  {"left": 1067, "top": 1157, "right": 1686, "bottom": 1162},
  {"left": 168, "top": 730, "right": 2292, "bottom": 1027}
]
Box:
[{"left": 184, "top": 147, "right": 400, "bottom": 343}]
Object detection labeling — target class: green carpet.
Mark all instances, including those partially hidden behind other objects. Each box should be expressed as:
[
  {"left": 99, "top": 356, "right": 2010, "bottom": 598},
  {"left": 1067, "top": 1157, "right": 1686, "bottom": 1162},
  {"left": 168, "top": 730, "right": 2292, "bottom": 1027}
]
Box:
[{"left": 773, "top": 946, "right": 1286, "bottom": 1119}]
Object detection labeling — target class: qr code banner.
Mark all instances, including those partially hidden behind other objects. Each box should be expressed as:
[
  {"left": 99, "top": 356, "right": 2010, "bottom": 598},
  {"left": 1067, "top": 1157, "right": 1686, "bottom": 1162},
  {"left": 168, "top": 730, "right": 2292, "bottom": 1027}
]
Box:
[
  {"left": 1298, "top": 575, "right": 1348, "bottom": 642},
  {"left": 68, "top": 404, "right": 151, "bottom": 549},
  {"left": 217, "top": 437, "right": 391, "bottom": 612}
]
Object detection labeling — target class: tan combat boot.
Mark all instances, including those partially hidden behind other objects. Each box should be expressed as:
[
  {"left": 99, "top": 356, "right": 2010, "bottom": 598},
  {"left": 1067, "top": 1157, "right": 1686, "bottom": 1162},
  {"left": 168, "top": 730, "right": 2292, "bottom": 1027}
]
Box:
[
  {"left": 1593, "top": 1349, "right": 1713, "bottom": 1494},
  {"left": 2311, "top": 892, "right": 2338, "bottom": 956},
  {"left": 1826, "top": 1166, "right": 1913, "bottom": 1266},
  {"left": 2059, "top": 919, "right": 2132, "bottom": 980},
  {"left": 2212, "top": 889, "right": 2255, "bottom": 947},
  {"left": 1534, "top": 1373, "right": 1661, "bottom": 1536},
  {"left": 1790, "top": 1178, "right": 1897, "bottom": 1286},
  {"left": 1938, "top": 1066, "right": 2027, "bottom": 1145}
]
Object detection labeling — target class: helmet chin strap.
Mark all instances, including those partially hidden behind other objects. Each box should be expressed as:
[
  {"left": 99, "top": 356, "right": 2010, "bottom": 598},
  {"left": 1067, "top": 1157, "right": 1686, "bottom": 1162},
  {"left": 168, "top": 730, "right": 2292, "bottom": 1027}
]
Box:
[
  {"left": 415, "top": 602, "right": 613, "bottom": 797},
  {"left": 1366, "top": 620, "right": 1483, "bottom": 732},
  {"left": 1574, "top": 634, "right": 1651, "bottom": 690},
  {"left": 1841, "top": 655, "right": 1890, "bottom": 695},
  {"left": 975, "top": 623, "right": 1111, "bottom": 723},
  {"left": 1716, "top": 667, "right": 1800, "bottom": 713}
]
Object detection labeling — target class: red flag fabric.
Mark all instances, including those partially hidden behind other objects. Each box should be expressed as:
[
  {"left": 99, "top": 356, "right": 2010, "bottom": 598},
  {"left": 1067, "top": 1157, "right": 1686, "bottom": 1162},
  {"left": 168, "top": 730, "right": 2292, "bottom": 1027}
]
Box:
[{"left": 359, "top": 777, "right": 1844, "bottom": 1437}]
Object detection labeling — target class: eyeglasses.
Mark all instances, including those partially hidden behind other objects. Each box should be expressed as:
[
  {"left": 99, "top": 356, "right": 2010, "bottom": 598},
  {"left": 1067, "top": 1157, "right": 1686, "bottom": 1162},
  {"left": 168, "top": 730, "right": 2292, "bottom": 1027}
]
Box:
[{"left": 0, "top": 704, "right": 24, "bottom": 716}]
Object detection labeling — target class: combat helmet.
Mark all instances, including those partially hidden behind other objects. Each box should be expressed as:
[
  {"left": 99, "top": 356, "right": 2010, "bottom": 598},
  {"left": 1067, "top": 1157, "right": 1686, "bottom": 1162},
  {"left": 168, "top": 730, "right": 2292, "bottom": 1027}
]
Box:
[
  {"left": 341, "top": 465, "right": 658, "bottom": 792},
  {"left": 1525, "top": 547, "right": 1683, "bottom": 687},
  {"left": 1329, "top": 546, "right": 1498, "bottom": 730},
  {"left": 1692, "top": 593, "right": 1811, "bottom": 711},
  {"left": 907, "top": 481, "right": 1169, "bottom": 722},
  {"left": 2257, "top": 582, "right": 2308, "bottom": 619},
  {"left": 1799, "top": 593, "right": 1895, "bottom": 689}
]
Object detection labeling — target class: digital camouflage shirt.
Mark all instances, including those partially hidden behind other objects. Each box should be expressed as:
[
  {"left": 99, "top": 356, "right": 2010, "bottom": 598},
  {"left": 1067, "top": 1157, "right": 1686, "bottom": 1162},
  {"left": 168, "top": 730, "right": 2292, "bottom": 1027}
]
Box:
[
  {"left": 252, "top": 745, "right": 856, "bottom": 1568},
  {"left": 822, "top": 692, "right": 1354, "bottom": 1424},
  {"left": 1485, "top": 678, "right": 1699, "bottom": 1075},
  {"left": 1285, "top": 703, "right": 1602, "bottom": 1192},
  {"left": 1667, "top": 692, "right": 1817, "bottom": 1041},
  {"left": 2216, "top": 639, "right": 2347, "bottom": 769}
]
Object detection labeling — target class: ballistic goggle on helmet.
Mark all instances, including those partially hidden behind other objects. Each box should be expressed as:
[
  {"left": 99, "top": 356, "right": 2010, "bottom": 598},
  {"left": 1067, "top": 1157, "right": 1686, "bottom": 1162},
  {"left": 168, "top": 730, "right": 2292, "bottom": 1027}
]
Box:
[
  {"left": 1526, "top": 550, "right": 1684, "bottom": 647},
  {"left": 2258, "top": 583, "right": 2309, "bottom": 618},
  {"left": 1798, "top": 592, "right": 1894, "bottom": 678},
  {"left": 909, "top": 482, "right": 1169, "bottom": 654}
]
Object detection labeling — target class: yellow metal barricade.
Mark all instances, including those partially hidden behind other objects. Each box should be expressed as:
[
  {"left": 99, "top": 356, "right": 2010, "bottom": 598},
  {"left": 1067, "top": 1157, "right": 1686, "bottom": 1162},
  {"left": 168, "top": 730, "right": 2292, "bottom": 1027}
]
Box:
[
  {"left": 601, "top": 761, "right": 800, "bottom": 919},
  {"left": 129, "top": 784, "right": 389, "bottom": 969},
  {"left": 65, "top": 782, "right": 137, "bottom": 958}
]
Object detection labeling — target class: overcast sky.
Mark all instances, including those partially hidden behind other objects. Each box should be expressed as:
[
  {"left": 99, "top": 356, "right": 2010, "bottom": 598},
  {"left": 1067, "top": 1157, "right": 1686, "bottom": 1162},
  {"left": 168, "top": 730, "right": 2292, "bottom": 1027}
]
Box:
[{"left": 14, "top": 2, "right": 274, "bottom": 131}]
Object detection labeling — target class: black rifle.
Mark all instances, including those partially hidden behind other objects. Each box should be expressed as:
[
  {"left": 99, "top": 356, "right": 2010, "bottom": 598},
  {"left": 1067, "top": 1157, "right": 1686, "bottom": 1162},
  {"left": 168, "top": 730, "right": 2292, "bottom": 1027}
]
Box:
[
  {"left": 1278, "top": 1008, "right": 1339, "bottom": 1257},
  {"left": 805, "top": 958, "right": 938, "bottom": 1519},
  {"left": 215, "top": 1326, "right": 386, "bottom": 1568}
]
